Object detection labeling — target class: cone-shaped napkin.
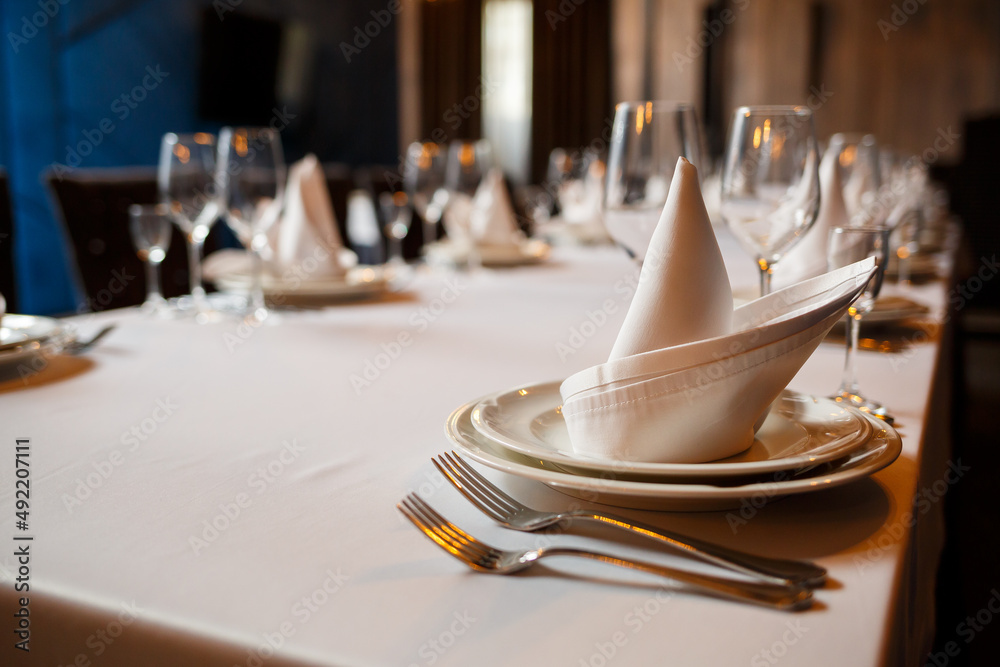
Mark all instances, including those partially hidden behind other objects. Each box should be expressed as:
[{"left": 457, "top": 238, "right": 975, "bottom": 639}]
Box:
[
  {"left": 559, "top": 157, "right": 877, "bottom": 464},
  {"left": 442, "top": 169, "right": 523, "bottom": 248},
  {"left": 610, "top": 158, "right": 732, "bottom": 360},
  {"left": 274, "top": 154, "right": 350, "bottom": 278},
  {"left": 470, "top": 168, "right": 523, "bottom": 246},
  {"left": 776, "top": 148, "right": 848, "bottom": 288}
]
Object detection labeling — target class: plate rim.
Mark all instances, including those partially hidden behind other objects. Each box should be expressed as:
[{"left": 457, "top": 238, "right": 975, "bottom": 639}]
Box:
[
  {"left": 470, "top": 381, "right": 873, "bottom": 479},
  {"left": 446, "top": 398, "right": 901, "bottom": 502}
]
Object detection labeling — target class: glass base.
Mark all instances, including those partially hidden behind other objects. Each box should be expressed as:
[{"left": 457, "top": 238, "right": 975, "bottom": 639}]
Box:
[{"left": 831, "top": 390, "right": 894, "bottom": 424}]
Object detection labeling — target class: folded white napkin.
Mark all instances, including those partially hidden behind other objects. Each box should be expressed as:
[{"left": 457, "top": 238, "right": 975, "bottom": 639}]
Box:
[
  {"left": 204, "top": 155, "right": 356, "bottom": 282},
  {"left": 559, "top": 157, "right": 876, "bottom": 464},
  {"left": 442, "top": 168, "right": 523, "bottom": 247},
  {"left": 611, "top": 158, "right": 733, "bottom": 359},
  {"left": 775, "top": 148, "right": 848, "bottom": 288},
  {"left": 272, "top": 154, "right": 351, "bottom": 278}
]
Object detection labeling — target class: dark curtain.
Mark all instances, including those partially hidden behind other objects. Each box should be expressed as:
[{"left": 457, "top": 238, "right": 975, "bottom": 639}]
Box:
[
  {"left": 531, "top": 0, "right": 612, "bottom": 183},
  {"left": 420, "top": 0, "right": 484, "bottom": 141}
]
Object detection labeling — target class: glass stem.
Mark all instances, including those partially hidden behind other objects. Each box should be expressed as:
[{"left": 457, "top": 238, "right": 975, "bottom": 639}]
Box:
[
  {"left": 841, "top": 314, "right": 862, "bottom": 395},
  {"left": 250, "top": 237, "right": 267, "bottom": 318},
  {"left": 389, "top": 236, "right": 403, "bottom": 264},
  {"left": 187, "top": 232, "right": 206, "bottom": 303},
  {"left": 758, "top": 260, "right": 773, "bottom": 297},
  {"left": 146, "top": 260, "right": 163, "bottom": 302},
  {"left": 423, "top": 218, "right": 437, "bottom": 247}
]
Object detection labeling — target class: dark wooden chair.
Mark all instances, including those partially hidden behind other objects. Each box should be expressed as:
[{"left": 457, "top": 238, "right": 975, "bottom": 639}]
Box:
[
  {"left": 44, "top": 167, "right": 218, "bottom": 311},
  {"left": 0, "top": 169, "right": 17, "bottom": 312}
]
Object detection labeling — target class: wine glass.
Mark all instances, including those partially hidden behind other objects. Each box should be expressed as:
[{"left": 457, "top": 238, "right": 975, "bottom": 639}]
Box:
[
  {"left": 379, "top": 190, "right": 413, "bottom": 266},
  {"left": 604, "top": 101, "right": 703, "bottom": 262},
  {"left": 445, "top": 139, "right": 493, "bottom": 196},
  {"left": 403, "top": 142, "right": 447, "bottom": 246},
  {"left": 827, "top": 225, "right": 892, "bottom": 418},
  {"left": 720, "top": 106, "right": 820, "bottom": 296},
  {"left": 829, "top": 133, "right": 881, "bottom": 225},
  {"left": 216, "top": 127, "right": 286, "bottom": 324},
  {"left": 158, "top": 132, "right": 219, "bottom": 316},
  {"left": 128, "top": 204, "right": 172, "bottom": 316}
]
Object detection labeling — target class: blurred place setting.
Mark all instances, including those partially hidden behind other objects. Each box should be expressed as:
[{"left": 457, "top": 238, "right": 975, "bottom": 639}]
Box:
[{"left": 1, "top": 1, "right": 999, "bottom": 666}]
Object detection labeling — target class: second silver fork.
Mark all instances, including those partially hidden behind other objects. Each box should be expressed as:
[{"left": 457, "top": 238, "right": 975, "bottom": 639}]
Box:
[{"left": 433, "top": 451, "right": 827, "bottom": 588}]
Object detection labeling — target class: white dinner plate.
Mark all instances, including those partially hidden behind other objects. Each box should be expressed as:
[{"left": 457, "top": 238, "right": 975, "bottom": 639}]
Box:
[
  {"left": 424, "top": 239, "right": 551, "bottom": 267},
  {"left": 860, "top": 295, "right": 931, "bottom": 324},
  {"left": 447, "top": 398, "right": 901, "bottom": 511},
  {"left": 0, "top": 314, "right": 64, "bottom": 352},
  {"left": 213, "top": 267, "right": 389, "bottom": 302},
  {"left": 0, "top": 315, "right": 71, "bottom": 382},
  {"left": 471, "top": 382, "right": 872, "bottom": 480}
]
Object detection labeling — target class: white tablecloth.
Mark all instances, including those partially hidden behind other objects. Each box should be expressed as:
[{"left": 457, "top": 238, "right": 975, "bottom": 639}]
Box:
[{"left": 0, "top": 229, "right": 951, "bottom": 666}]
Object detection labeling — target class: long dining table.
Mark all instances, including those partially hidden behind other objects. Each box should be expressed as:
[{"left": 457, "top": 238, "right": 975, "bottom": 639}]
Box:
[{"left": 1, "top": 225, "right": 954, "bottom": 666}]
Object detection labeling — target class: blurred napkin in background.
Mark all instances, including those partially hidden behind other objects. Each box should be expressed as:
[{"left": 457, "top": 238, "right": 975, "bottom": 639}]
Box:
[
  {"left": 274, "top": 154, "right": 353, "bottom": 278},
  {"left": 559, "top": 157, "right": 876, "bottom": 464},
  {"left": 443, "top": 168, "right": 524, "bottom": 248},
  {"left": 776, "top": 147, "right": 848, "bottom": 288},
  {"left": 205, "top": 154, "right": 357, "bottom": 282}
]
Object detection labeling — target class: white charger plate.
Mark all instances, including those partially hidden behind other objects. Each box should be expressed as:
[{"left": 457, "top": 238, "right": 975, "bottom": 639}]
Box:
[
  {"left": 860, "top": 295, "right": 931, "bottom": 324},
  {"left": 0, "top": 314, "right": 64, "bottom": 351},
  {"left": 213, "top": 267, "right": 389, "bottom": 301},
  {"left": 471, "top": 382, "right": 872, "bottom": 480},
  {"left": 424, "top": 239, "right": 551, "bottom": 267},
  {"left": 447, "top": 397, "right": 901, "bottom": 511}
]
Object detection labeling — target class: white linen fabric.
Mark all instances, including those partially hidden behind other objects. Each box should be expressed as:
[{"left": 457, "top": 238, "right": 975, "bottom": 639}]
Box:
[
  {"left": 561, "top": 259, "right": 875, "bottom": 463},
  {"left": 609, "top": 157, "right": 733, "bottom": 360},
  {"left": 561, "top": 156, "right": 875, "bottom": 464},
  {"left": 776, "top": 148, "right": 849, "bottom": 288},
  {"left": 0, "top": 231, "right": 953, "bottom": 667}
]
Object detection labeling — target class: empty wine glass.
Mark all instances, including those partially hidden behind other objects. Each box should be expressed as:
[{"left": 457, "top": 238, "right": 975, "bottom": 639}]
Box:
[
  {"left": 604, "top": 101, "right": 703, "bottom": 262},
  {"left": 828, "top": 225, "right": 892, "bottom": 418},
  {"left": 445, "top": 139, "right": 493, "bottom": 196},
  {"left": 829, "top": 133, "right": 881, "bottom": 225},
  {"left": 720, "top": 106, "right": 820, "bottom": 296},
  {"left": 128, "top": 204, "right": 172, "bottom": 316},
  {"left": 404, "top": 142, "right": 447, "bottom": 246},
  {"left": 217, "top": 127, "right": 286, "bottom": 324},
  {"left": 158, "top": 132, "right": 219, "bottom": 316},
  {"left": 379, "top": 190, "right": 413, "bottom": 266}
]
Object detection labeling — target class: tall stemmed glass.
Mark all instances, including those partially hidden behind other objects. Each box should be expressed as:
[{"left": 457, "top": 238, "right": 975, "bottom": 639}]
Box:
[
  {"left": 828, "top": 225, "right": 892, "bottom": 418},
  {"left": 720, "top": 106, "right": 820, "bottom": 296},
  {"left": 445, "top": 139, "right": 493, "bottom": 196},
  {"left": 379, "top": 190, "right": 413, "bottom": 266},
  {"left": 604, "top": 101, "right": 703, "bottom": 262},
  {"left": 128, "top": 204, "right": 172, "bottom": 316},
  {"left": 829, "top": 133, "right": 881, "bottom": 225},
  {"left": 217, "top": 127, "right": 286, "bottom": 324},
  {"left": 403, "top": 142, "right": 447, "bottom": 246},
  {"left": 158, "top": 132, "right": 219, "bottom": 315}
]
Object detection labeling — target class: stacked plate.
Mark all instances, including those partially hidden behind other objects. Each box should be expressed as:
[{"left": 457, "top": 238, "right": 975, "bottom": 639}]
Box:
[
  {"left": 0, "top": 314, "right": 72, "bottom": 381},
  {"left": 423, "top": 239, "right": 551, "bottom": 268},
  {"left": 446, "top": 381, "right": 901, "bottom": 511}
]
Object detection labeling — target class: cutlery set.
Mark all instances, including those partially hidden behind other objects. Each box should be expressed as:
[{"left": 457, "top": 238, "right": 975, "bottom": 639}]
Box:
[{"left": 398, "top": 451, "right": 827, "bottom": 611}]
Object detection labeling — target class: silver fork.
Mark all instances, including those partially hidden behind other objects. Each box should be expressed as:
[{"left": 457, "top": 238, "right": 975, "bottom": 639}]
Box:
[
  {"left": 398, "top": 493, "right": 812, "bottom": 611},
  {"left": 433, "top": 452, "right": 826, "bottom": 588}
]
